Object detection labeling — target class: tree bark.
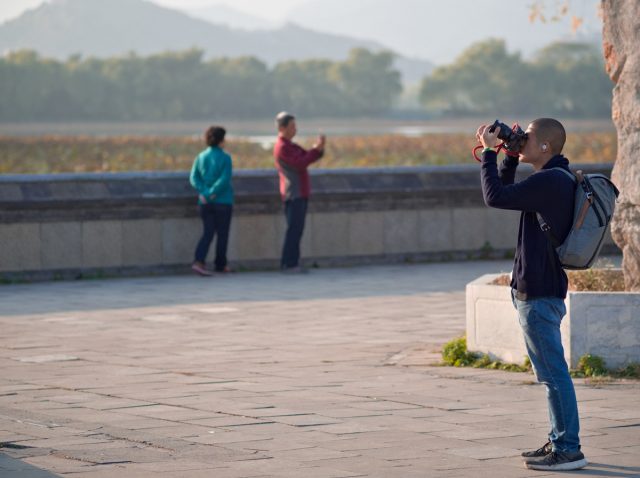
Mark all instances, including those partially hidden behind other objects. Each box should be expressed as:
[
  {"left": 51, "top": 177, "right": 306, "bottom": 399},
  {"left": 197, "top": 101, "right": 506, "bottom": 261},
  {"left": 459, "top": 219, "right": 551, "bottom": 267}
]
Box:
[{"left": 602, "top": 0, "right": 640, "bottom": 291}]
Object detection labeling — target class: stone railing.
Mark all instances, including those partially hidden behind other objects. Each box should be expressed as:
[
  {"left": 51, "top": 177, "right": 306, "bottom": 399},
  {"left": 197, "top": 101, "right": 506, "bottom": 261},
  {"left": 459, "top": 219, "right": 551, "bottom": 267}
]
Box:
[{"left": 0, "top": 164, "right": 616, "bottom": 280}]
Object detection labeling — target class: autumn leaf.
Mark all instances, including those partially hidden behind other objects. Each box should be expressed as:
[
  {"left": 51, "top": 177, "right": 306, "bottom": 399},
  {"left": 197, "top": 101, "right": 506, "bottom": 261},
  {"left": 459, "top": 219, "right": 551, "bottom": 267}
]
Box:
[{"left": 571, "top": 15, "right": 584, "bottom": 33}]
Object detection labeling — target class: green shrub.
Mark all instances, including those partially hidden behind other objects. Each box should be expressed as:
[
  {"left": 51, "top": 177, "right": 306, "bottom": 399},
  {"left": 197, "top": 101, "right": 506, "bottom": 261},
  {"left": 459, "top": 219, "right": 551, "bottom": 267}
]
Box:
[
  {"left": 441, "top": 337, "right": 531, "bottom": 372},
  {"left": 614, "top": 363, "right": 640, "bottom": 379},
  {"left": 441, "top": 340, "right": 638, "bottom": 381},
  {"left": 472, "top": 354, "right": 492, "bottom": 368},
  {"left": 442, "top": 337, "right": 477, "bottom": 367},
  {"left": 577, "top": 354, "right": 608, "bottom": 377}
]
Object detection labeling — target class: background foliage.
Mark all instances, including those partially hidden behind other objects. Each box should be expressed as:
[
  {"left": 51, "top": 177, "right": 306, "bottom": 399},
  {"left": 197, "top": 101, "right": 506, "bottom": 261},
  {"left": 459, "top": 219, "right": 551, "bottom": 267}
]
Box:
[
  {"left": 420, "top": 39, "right": 612, "bottom": 118},
  {"left": 0, "top": 40, "right": 611, "bottom": 121},
  {"left": 0, "top": 48, "right": 400, "bottom": 121},
  {"left": 0, "top": 131, "right": 615, "bottom": 174}
]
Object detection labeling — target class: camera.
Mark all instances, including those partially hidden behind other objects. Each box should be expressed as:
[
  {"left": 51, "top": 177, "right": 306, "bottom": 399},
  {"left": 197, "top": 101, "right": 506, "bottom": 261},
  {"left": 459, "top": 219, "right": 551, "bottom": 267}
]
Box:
[{"left": 489, "top": 119, "right": 528, "bottom": 154}]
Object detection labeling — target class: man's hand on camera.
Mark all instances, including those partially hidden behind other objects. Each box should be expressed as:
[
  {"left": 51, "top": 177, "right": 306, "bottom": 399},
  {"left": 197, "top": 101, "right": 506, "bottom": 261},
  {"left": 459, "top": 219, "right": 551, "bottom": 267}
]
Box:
[
  {"left": 316, "top": 134, "right": 326, "bottom": 152},
  {"left": 476, "top": 124, "right": 500, "bottom": 149},
  {"left": 199, "top": 194, "right": 207, "bottom": 204}
]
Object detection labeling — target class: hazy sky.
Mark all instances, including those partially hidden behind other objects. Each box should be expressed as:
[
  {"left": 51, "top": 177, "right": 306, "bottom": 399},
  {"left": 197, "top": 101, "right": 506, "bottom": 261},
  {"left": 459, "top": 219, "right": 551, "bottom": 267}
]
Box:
[
  {"left": 0, "top": 0, "right": 308, "bottom": 23},
  {"left": 1, "top": 0, "right": 602, "bottom": 65}
]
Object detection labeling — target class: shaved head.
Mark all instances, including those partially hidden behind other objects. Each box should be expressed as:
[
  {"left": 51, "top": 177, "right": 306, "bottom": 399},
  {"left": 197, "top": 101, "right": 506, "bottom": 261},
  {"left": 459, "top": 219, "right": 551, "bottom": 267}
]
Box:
[{"left": 530, "top": 118, "right": 566, "bottom": 155}]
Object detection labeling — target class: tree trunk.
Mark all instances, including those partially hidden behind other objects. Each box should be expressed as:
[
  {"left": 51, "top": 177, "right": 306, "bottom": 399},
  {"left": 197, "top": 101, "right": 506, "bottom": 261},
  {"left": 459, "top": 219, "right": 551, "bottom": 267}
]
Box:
[{"left": 602, "top": 0, "right": 640, "bottom": 291}]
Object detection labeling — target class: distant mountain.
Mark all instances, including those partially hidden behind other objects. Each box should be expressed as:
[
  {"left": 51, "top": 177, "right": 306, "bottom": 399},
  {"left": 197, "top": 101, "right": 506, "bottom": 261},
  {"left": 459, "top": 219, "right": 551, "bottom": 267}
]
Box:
[
  {"left": 184, "top": 4, "right": 277, "bottom": 31},
  {"left": 287, "top": 0, "right": 603, "bottom": 65},
  {"left": 0, "top": 0, "right": 433, "bottom": 84}
]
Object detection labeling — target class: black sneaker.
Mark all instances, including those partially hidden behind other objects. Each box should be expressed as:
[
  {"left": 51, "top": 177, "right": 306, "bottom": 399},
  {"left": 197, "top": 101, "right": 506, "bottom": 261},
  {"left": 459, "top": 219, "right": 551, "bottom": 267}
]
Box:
[
  {"left": 521, "top": 441, "right": 552, "bottom": 462},
  {"left": 525, "top": 450, "right": 588, "bottom": 471}
]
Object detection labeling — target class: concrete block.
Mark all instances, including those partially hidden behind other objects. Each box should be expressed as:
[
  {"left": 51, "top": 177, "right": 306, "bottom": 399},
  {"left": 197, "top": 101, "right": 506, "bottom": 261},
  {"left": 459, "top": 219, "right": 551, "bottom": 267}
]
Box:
[
  {"left": 82, "top": 221, "right": 123, "bottom": 268},
  {"left": 418, "top": 210, "right": 452, "bottom": 252},
  {"left": 0, "top": 223, "right": 41, "bottom": 271},
  {"left": 348, "top": 212, "right": 384, "bottom": 256},
  {"left": 466, "top": 273, "right": 640, "bottom": 368},
  {"left": 310, "top": 212, "right": 350, "bottom": 257},
  {"left": 122, "top": 219, "right": 163, "bottom": 267},
  {"left": 567, "top": 292, "right": 640, "bottom": 369},
  {"left": 384, "top": 210, "right": 419, "bottom": 253},
  {"left": 233, "top": 214, "right": 280, "bottom": 260},
  {"left": 162, "top": 218, "right": 200, "bottom": 265},
  {"left": 466, "top": 274, "right": 535, "bottom": 365},
  {"left": 452, "top": 208, "right": 487, "bottom": 251},
  {"left": 226, "top": 216, "right": 239, "bottom": 260},
  {"left": 485, "top": 208, "right": 520, "bottom": 250},
  {"left": 41, "top": 222, "right": 82, "bottom": 269}
]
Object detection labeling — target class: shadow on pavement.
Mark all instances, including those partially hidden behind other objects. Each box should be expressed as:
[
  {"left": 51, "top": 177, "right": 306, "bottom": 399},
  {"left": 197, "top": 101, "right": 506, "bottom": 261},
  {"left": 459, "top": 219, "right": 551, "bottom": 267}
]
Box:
[
  {"left": 0, "top": 452, "right": 61, "bottom": 478},
  {"left": 0, "top": 260, "right": 515, "bottom": 316},
  {"left": 0, "top": 255, "right": 620, "bottom": 317}
]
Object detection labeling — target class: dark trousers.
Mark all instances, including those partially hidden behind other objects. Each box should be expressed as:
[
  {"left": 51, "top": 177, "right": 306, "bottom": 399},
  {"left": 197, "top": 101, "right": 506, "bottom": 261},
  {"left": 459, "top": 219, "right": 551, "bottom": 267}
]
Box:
[
  {"left": 281, "top": 198, "right": 308, "bottom": 269},
  {"left": 194, "top": 203, "right": 232, "bottom": 271}
]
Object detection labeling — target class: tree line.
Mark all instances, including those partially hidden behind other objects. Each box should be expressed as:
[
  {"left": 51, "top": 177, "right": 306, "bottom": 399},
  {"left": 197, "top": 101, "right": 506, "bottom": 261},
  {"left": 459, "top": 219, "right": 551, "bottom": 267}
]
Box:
[
  {"left": 0, "top": 48, "right": 401, "bottom": 121},
  {"left": 0, "top": 40, "right": 611, "bottom": 121},
  {"left": 419, "top": 39, "right": 612, "bottom": 118}
]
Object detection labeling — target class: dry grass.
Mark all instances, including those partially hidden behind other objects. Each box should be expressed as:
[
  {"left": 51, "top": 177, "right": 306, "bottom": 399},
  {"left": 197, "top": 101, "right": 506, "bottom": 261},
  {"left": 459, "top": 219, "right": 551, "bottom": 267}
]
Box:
[
  {"left": 0, "top": 131, "right": 616, "bottom": 174},
  {"left": 491, "top": 269, "right": 625, "bottom": 292},
  {"left": 566, "top": 269, "right": 625, "bottom": 292}
]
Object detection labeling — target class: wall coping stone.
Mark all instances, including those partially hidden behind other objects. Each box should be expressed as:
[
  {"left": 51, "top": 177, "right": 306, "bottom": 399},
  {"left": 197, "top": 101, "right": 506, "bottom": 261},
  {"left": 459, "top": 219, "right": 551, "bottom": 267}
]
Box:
[{"left": 0, "top": 163, "right": 614, "bottom": 223}]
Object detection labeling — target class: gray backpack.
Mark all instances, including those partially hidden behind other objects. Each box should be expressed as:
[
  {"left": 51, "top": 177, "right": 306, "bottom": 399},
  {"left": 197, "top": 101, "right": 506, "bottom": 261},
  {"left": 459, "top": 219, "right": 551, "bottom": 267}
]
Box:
[{"left": 537, "top": 168, "right": 619, "bottom": 270}]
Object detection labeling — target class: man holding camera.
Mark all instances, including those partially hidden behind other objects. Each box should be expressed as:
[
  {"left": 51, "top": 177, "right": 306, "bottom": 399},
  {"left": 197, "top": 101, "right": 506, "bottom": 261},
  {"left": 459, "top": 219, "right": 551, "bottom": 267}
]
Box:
[
  {"left": 477, "top": 118, "right": 587, "bottom": 471},
  {"left": 274, "top": 111, "right": 325, "bottom": 273}
]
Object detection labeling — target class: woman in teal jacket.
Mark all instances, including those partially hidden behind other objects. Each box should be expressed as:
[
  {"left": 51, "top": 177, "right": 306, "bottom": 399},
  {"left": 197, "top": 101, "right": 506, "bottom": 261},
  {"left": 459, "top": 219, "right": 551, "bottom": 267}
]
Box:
[{"left": 189, "top": 126, "right": 234, "bottom": 276}]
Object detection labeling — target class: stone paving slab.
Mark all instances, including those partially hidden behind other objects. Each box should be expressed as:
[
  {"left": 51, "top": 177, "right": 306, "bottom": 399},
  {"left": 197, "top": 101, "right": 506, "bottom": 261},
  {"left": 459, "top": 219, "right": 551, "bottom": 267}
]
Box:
[{"left": 1, "top": 260, "right": 639, "bottom": 477}]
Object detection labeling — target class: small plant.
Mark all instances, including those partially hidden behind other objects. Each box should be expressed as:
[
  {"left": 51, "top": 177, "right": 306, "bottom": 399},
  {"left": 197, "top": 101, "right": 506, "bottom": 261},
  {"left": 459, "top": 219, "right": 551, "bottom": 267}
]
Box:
[
  {"left": 472, "top": 354, "right": 531, "bottom": 372},
  {"left": 479, "top": 241, "right": 494, "bottom": 259},
  {"left": 575, "top": 354, "right": 608, "bottom": 377},
  {"left": 441, "top": 337, "right": 531, "bottom": 372},
  {"left": 442, "top": 338, "right": 639, "bottom": 381},
  {"left": 613, "top": 363, "right": 640, "bottom": 379},
  {"left": 442, "top": 337, "right": 478, "bottom": 367}
]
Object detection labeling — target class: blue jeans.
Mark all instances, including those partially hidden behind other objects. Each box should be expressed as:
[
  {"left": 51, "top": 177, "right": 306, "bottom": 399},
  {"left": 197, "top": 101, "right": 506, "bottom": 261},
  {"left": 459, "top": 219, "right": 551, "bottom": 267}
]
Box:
[{"left": 511, "top": 290, "right": 581, "bottom": 453}]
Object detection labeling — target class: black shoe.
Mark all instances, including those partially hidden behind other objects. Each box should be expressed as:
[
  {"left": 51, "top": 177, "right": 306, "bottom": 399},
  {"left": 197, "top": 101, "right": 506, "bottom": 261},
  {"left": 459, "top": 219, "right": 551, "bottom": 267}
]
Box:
[
  {"left": 521, "top": 441, "right": 552, "bottom": 462},
  {"left": 525, "top": 450, "right": 588, "bottom": 471}
]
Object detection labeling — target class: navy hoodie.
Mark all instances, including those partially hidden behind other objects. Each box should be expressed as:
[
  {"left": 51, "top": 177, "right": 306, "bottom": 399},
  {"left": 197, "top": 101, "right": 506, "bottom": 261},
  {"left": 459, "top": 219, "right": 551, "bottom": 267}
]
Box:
[{"left": 481, "top": 152, "right": 575, "bottom": 299}]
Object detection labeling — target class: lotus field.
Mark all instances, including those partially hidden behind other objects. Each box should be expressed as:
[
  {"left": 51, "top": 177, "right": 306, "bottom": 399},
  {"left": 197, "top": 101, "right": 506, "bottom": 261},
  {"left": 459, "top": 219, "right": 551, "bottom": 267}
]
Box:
[{"left": 0, "top": 132, "right": 616, "bottom": 174}]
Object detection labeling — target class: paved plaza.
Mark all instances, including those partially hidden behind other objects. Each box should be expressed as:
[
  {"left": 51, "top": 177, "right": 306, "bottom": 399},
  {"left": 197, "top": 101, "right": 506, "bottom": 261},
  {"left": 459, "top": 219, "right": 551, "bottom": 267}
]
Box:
[{"left": 1, "top": 260, "right": 639, "bottom": 477}]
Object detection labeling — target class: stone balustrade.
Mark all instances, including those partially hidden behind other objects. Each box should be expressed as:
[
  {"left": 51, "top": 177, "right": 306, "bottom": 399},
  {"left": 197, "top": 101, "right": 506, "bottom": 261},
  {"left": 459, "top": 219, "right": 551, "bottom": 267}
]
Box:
[{"left": 0, "top": 164, "right": 616, "bottom": 280}]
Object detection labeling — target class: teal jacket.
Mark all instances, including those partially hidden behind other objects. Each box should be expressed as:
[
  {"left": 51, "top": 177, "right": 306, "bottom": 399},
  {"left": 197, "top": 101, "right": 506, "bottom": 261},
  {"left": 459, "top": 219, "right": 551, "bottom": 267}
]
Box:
[{"left": 189, "top": 146, "right": 234, "bottom": 205}]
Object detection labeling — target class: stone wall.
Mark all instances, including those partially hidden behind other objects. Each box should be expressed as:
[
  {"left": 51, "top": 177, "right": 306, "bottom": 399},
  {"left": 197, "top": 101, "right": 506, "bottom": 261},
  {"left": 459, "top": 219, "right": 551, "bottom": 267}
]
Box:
[{"left": 0, "top": 164, "right": 616, "bottom": 280}]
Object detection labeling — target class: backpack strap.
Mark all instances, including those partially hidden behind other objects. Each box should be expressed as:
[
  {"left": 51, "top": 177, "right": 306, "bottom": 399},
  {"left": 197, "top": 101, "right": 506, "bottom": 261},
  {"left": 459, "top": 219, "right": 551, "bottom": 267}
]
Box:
[
  {"left": 535, "top": 167, "right": 577, "bottom": 247},
  {"left": 536, "top": 213, "right": 561, "bottom": 247},
  {"left": 536, "top": 167, "right": 577, "bottom": 291},
  {"left": 552, "top": 167, "right": 578, "bottom": 183}
]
